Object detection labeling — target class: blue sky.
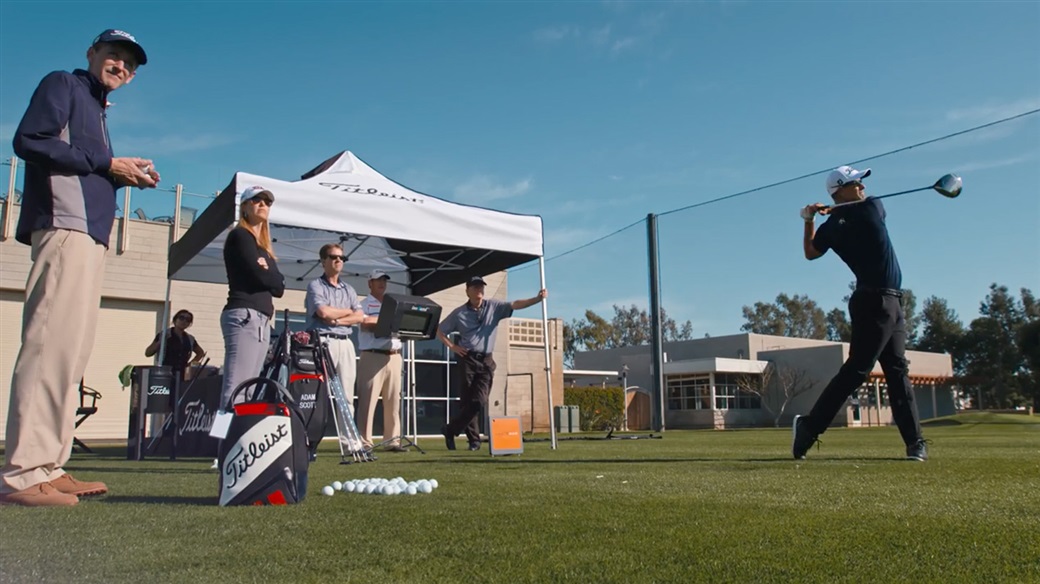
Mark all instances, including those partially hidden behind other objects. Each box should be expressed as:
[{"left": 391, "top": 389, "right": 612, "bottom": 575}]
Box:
[{"left": 1, "top": 1, "right": 1037, "bottom": 336}]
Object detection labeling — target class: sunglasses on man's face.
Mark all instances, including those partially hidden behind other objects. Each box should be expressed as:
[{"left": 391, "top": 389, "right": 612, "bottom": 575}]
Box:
[{"left": 323, "top": 254, "right": 346, "bottom": 262}]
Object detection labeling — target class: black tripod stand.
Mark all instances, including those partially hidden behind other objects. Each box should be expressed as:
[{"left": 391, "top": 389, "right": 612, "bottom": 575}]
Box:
[{"left": 367, "top": 340, "right": 425, "bottom": 454}]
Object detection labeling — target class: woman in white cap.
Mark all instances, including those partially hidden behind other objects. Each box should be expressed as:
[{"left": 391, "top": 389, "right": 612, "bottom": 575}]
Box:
[{"left": 218, "top": 186, "right": 285, "bottom": 410}]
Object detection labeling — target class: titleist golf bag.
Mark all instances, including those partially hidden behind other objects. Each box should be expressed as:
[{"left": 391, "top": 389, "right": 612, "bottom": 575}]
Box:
[
  {"left": 262, "top": 312, "right": 332, "bottom": 458},
  {"left": 217, "top": 377, "right": 310, "bottom": 506},
  {"left": 286, "top": 332, "right": 332, "bottom": 457}
]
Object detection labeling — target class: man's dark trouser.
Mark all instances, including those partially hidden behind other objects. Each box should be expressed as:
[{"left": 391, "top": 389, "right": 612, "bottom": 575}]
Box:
[
  {"left": 446, "top": 354, "right": 495, "bottom": 445},
  {"left": 803, "top": 289, "right": 923, "bottom": 446}
]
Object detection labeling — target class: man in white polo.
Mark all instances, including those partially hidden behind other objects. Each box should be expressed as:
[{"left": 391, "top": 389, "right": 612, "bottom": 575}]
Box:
[
  {"left": 356, "top": 270, "right": 406, "bottom": 452},
  {"left": 305, "top": 243, "right": 363, "bottom": 404}
]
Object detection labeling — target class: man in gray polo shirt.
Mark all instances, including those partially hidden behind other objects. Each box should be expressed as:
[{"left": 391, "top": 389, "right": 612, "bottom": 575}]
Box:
[
  {"left": 436, "top": 276, "right": 547, "bottom": 451},
  {"left": 305, "top": 243, "right": 364, "bottom": 404}
]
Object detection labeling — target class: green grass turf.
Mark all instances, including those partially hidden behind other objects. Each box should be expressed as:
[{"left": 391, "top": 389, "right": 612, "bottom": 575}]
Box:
[{"left": 1, "top": 415, "right": 1038, "bottom": 584}]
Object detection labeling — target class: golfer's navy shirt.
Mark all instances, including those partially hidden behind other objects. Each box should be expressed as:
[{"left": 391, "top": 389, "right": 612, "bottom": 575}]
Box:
[
  {"left": 813, "top": 196, "right": 902, "bottom": 290},
  {"left": 438, "top": 299, "right": 513, "bottom": 353}
]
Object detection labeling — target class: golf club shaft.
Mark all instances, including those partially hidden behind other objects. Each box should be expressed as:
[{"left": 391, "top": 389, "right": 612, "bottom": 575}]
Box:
[{"left": 825, "top": 185, "right": 931, "bottom": 211}]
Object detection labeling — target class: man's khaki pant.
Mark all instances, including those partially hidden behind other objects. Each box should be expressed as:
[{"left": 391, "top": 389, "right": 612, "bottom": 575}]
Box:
[
  {"left": 325, "top": 336, "right": 357, "bottom": 404},
  {"left": 356, "top": 352, "right": 402, "bottom": 448},
  {"left": 2, "top": 229, "right": 106, "bottom": 493}
]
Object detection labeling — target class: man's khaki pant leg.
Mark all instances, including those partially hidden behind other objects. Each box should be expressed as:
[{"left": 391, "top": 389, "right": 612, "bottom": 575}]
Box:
[
  {"left": 2, "top": 229, "right": 106, "bottom": 493},
  {"left": 328, "top": 337, "right": 357, "bottom": 405},
  {"left": 356, "top": 353, "right": 403, "bottom": 447},
  {"left": 355, "top": 352, "right": 381, "bottom": 447},
  {"left": 381, "top": 354, "right": 403, "bottom": 443}
]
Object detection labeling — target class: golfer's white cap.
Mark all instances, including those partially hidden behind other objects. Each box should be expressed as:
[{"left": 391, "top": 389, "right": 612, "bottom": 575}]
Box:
[
  {"left": 826, "top": 166, "right": 871, "bottom": 195},
  {"left": 368, "top": 269, "right": 390, "bottom": 281}
]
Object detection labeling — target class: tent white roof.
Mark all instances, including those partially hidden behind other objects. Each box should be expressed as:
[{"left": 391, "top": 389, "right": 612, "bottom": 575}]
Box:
[{"left": 169, "top": 151, "right": 544, "bottom": 296}]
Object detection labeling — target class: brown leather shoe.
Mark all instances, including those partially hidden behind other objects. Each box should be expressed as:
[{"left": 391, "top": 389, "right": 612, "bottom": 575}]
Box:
[
  {"left": 49, "top": 473, "right": 108, "bottom": 497},
  {"left": 0, "top": 482, "right": 79, "bottom": 507}
]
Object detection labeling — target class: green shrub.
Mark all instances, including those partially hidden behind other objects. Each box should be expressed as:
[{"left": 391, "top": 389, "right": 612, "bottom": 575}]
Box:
[{"left": 564, "top": 386, "right": 625, "bottom": 431}]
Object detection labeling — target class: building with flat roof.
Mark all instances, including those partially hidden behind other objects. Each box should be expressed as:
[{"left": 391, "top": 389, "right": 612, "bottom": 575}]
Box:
[{"left": 572, "top": 333, "right": 955, "bottom": 430}]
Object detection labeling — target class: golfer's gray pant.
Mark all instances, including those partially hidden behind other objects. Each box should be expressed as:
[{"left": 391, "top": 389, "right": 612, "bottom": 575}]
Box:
[{"left": 219, "top": 308, "right": 271, "bottom": 408}]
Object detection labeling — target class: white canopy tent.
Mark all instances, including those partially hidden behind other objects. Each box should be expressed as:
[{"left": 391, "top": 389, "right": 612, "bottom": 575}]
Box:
[{"left": 166, "top": 150, "right": 557, "bottom": 448}]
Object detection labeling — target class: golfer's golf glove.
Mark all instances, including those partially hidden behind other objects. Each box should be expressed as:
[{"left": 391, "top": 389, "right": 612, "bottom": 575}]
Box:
[{"left": 799, "top": 206, "right": 815, "bottom": 222}]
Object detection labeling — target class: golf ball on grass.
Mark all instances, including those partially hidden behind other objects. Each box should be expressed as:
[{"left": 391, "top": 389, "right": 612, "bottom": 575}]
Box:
[
  {"left": 339, "top": 477, "right": 439, "bottom": 495},
  {"left": 321, "top": 485, "right": 334, "bottom": 496}
]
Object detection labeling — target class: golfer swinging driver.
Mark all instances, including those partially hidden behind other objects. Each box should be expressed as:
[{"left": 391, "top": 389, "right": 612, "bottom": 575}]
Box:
[{"left": 794, "top": 166, "right": 929, "bottom": 462}]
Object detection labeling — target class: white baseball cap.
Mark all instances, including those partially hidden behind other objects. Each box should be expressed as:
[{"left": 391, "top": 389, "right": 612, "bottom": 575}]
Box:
[
  {"left": 826, "top": 166, "right": 871, "bottom": 195},
  {"left": 240, "top": 185, "right": 275, "bottom": 204},
  {"left": 368, "top": 270, "right": 390, "bottom": 281}
]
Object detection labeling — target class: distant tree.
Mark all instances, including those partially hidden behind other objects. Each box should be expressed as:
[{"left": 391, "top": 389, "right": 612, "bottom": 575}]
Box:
[
  {"left": 564, "top": 305, "right": 694, "bottom": 366},
  {"left": 1016, "top": 319, "right": 1040, "bottom": 410},
  {"left": 736, "top": 362, "right": 815, "bottom": 427},
  {"left": 825, "top": 308, "right": 851, "bottom": 342},
  {"left": 901, "top": 289, "right": 922, "bottom": 348},
  {"left": 916, "top": 296, "right": 965, "bottom": 359},
  {"left": 741, "top": 293, "right": 827, "bottom": 339},
  {"left": 959, "top": 284, "right": 1034, "bottom": 409}
]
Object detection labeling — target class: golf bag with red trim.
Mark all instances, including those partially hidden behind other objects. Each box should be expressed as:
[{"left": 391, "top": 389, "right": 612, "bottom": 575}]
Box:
[
  {"left": 287, "top": 333, "right": 331, "bottom": 457},
  {"left": 217, "top": 377, "right": 310, "bottom": 506}
]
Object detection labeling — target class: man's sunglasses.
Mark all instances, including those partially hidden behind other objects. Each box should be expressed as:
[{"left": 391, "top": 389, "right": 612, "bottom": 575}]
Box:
[{"left": 323, "top": 254, "right": 346, "bottom": 261}]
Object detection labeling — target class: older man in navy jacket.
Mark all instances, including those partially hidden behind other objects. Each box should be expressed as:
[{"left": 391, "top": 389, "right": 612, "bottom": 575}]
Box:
[{"left": 1, "top": 30, "right": 160, "bottom": 507}]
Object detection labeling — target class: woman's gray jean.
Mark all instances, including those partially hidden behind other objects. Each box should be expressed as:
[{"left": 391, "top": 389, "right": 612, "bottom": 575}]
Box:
[{"left": 219, "top": 308, "right": 271, "bottom": 408}]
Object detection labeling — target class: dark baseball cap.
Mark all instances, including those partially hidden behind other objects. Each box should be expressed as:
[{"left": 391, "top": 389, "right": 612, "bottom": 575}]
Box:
[
  {"left": 467, "top": 276, "right": 487, "bottom": 287},
  {"left": 93, "top": 29, "right": 148, "bottom": 66}
]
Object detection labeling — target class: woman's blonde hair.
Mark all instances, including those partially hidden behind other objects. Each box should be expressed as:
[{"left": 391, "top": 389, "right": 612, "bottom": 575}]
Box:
[{"left": 237, "top": 201, "right": 276, "bottom": 259}]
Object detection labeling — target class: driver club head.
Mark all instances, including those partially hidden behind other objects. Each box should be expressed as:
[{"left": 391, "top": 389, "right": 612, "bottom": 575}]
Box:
[{"left": 932, "top": 173, "right": 962, "bottom": 198}]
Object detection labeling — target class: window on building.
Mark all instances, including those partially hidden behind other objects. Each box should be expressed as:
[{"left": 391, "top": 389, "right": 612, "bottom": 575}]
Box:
[
  {"left": 857, "top": 381, "right": 890, "bottom": 406},
  {"left": 715, "top": 373, "right": 761, "bottom": 410},
  {"left": 666, "top": 374, "right": 710, "bottom": 410}
]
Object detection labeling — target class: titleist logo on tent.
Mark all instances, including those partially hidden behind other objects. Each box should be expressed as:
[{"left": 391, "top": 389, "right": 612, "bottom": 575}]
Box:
[
  {"left": 219, "top": 417, "right": 292, "bottom": 506},
  {"left": 317, "top": 182, "right": 425, "bottom": 204}
]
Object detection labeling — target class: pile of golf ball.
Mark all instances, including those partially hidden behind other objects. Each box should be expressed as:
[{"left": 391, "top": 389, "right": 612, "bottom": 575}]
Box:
[{"left": 320, "top": 477, "right": 439, "bottom": 497}]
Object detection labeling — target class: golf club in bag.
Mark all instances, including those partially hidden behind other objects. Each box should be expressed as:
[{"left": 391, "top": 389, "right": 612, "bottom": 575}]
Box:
[
  {"left": 217, "top": 376, "right": 310, "bottom": 506},
  {"left": 822, "top": 173, "right": 962, "bottom": 213},
  {"left": 264, "top": 315, "right": 331, "bottom": 460},
  {"left": 313, "top": 339, "right": 376, "bottom": 464}
]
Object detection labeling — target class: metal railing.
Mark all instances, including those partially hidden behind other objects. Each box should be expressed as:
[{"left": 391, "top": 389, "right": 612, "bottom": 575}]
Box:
[{"left": 2, "top": 156, "right": 219, "bottom": 251}]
